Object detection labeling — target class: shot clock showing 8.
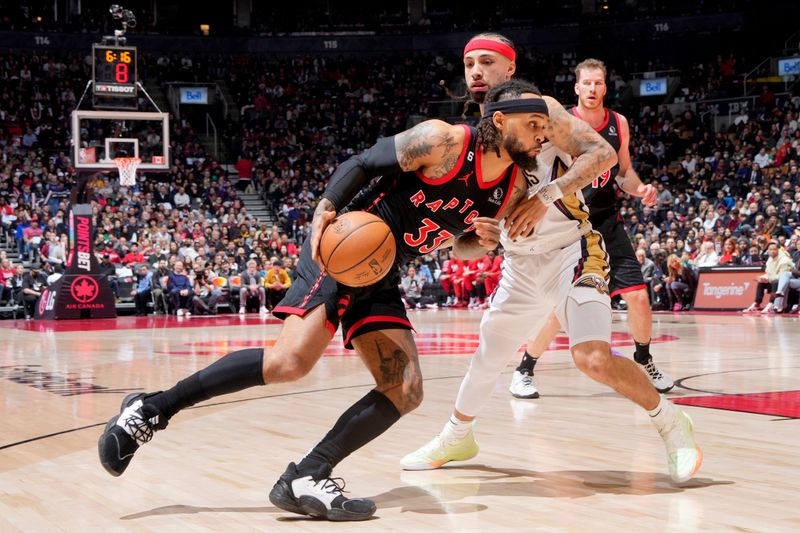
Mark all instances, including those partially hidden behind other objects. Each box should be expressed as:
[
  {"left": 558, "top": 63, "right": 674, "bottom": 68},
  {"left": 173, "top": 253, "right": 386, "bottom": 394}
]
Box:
[{"left": 92, "top": 44, "right": 137, "bottom": 97}]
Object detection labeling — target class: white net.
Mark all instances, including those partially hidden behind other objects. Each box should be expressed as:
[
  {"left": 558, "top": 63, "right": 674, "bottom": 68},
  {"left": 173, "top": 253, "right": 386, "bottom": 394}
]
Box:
[{"left": 114, "top": 157, "right": 141, "bottom": 187}]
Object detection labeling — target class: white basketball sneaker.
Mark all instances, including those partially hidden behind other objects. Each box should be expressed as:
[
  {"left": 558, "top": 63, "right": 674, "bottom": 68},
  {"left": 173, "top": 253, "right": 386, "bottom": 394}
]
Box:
[
  {"left": 658, "top": 408, "right": 703, "bottom": 483},
  {"left": 401, "top": 429, "right": 479, "bottom": 470},
  {"left": 509, "top": 370, "right": 540, "bottom": 399},
  {"left": 641, "top": 360, "right": 674, "bottom": 393},
  {"left": 269, "top": 463, "right": 376, "bottom": 521}
]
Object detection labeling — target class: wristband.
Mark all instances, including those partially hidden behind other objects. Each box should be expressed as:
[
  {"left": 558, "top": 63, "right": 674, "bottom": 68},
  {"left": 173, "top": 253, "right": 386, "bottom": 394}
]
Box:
[{"left": 536, "top": 182, "right": 563, "bottom": 206}]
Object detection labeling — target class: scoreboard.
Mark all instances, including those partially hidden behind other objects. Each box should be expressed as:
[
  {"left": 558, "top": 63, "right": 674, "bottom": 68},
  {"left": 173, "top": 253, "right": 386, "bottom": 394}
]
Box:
[{"left": 92, "top": 44, "right": 137, "bottom": 97}]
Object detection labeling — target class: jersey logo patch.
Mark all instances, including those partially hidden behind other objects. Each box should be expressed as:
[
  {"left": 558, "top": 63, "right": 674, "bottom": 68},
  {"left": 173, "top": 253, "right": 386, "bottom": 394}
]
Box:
[
  {"left": 458, "top": 171, "right": 474, "bottom": 186},
  {"left": 488, "top": 187, "right": 504, "bottom": 205},
  {"left": 575, "top": 274, "right": 609, "bottom": 295},
  {"left": 608, "top": 125, "right": 617, "bottom": 136}
]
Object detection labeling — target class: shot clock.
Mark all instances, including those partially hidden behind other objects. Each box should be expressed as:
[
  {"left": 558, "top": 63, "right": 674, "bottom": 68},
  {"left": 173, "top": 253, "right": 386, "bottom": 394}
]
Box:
[{"left": 92, "top": 44, "right": 137, "bottom": 97}]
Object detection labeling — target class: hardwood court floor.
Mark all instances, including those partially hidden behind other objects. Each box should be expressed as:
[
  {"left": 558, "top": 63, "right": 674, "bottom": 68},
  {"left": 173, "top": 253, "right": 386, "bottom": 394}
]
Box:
[{"left": 0, "top": 310, "right": 798, "bottom": 532}]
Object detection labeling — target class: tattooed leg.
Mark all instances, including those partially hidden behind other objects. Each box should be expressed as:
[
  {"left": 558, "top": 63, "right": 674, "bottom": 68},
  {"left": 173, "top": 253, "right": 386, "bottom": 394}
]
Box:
[
  {"left": 353, "top": 328, "right": 423, "bottom": 415},
  {"left": 294, "top": 328, "right": 422, "bottom": 473}
]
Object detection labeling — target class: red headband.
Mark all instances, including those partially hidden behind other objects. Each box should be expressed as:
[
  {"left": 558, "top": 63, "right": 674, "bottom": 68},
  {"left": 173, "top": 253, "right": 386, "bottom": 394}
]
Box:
[{"left": 463, "top": 39, "right": 516, "bottom": 62}]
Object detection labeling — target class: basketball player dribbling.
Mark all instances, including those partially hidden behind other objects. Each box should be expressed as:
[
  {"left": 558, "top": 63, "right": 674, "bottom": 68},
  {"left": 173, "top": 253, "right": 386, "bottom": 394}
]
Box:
[
  {"left": 98, "top": 80, "right": 606, "bottom": 520},
  {"left": 508, "top": 58, "right": 674, "bottom": 400},
  {"left": 401, "top": 36, "right": 702, "bottom": 484}
]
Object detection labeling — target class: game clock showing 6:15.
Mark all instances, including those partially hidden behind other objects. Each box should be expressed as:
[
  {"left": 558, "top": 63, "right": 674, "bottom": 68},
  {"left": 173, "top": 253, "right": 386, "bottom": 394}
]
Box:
[{"left": 92, "top": 44, "right": 137, "bottom": 97}]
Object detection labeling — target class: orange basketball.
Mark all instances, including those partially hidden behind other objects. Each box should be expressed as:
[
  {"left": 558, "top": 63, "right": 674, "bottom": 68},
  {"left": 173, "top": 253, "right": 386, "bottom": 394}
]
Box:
[{"left": 319, "top": 211, "right": 396, "bottom": 287}]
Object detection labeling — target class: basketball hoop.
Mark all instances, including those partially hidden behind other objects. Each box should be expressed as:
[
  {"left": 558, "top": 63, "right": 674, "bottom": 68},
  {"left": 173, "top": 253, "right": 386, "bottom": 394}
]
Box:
[{"left": 113, "top": 157, "right": 141, "bottom": 187}]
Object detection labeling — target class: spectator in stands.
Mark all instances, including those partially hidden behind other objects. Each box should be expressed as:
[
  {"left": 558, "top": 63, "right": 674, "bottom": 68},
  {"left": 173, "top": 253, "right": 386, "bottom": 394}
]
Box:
[
  {"left": 412, "top": 257, "right": 434, "bottom": 285},
  {"left": 152, "top": 259, "right": 170, "bottom": 314},
  {"left": 98, "top": 254, "right": 120, "bottom": 300},
  {"left": 773, "top": 254, "right": 800, "bottom": 313},
  {"left": 132, "top": 264, "right": 154, "bottom": 316},
  {"left": 234, "top": 154, "right": 254, "bottom": 192},
  {"left": 178, "top": 238, "right": 199, "bottom": 263},
  {"left": 466, "top": 255, "right": 491, "bottom": 309},
  {"left": 400, "top": 265, "right": 435, "bottom": 309},
  {"left": 744, "top": 242, "right": 794, "bottom": 313},
  {"left": 755, "top": 236, "right": 771, "bottom": 263},
  {"left": 719, "top": 238, "right": 741, "bottom": 265},
  {"left": 637, "top": 248, "right": 656, "bottom": 288},
  {"left": 263, "top": 259, "right": 292, "bottom": 311},
  {"left": 665, "top": 254, "right": 696, "bottom": 311},
  {"left": 481, "top": 249, "right": 503, "bottom": 300},
  {"left": 0, "top": 258, "right": 16, "bottom": 303},
  {"left": 6, "top": 265, "right": 26, "bottom": 309},
  {"left": 438, "top": 251, "right": 462, "bottom": 307},
  {"left": 40, "top": 232, "right": 66, "bottom": 271},
  {"left": 754, "top": 147, "right": 771, "bottom": 169},
  {"left": 41, "top": 261, "right": 61, "bottom": 286},
  {"left": 173, "top": 187, "right": 191, "bottom": 210},
  {"left": 694, "top": 240, "right": 720, "bottom": 268},
  {"left": 168, "top": 260, "right": 193, "bottom": 317},
  {"left": 21, "top": 265, "right": 47, "bottom": 319},
  {"left": 123, "top": 243, "right": 146, "bottom": 265},
  {"left": 192, "top": 265, "right": 225, "bottom": 315},
  {"left": 22, "top": 217, "right": 44, "bottom": 263},
  {"left": 238, "top": 259, "right": 267, "bottom": 315}
]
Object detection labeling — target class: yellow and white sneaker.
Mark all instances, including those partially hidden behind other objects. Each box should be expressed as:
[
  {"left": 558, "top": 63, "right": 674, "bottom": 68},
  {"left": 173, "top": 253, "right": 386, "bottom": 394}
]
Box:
[
  {"left": 400, "top": 430, "right": 479, "bottom": 471},
  {"left": 659, "top": 409, "right": 703, "bottom": 483}
]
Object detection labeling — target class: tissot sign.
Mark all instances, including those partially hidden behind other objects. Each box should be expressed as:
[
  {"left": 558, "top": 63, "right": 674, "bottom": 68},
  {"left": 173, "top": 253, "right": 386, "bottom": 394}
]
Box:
[{"left": 36, "top": 205, "right": 116, "bottom": 319}]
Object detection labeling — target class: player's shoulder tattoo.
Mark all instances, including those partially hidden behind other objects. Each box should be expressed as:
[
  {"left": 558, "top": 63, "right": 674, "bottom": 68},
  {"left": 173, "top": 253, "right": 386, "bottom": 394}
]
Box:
[{"left": 395, "top": 120, "right": 463, "bottom": 177}]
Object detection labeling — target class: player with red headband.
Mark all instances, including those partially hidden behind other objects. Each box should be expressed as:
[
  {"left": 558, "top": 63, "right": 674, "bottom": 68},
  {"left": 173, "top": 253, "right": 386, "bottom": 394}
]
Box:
[{"left": 462, "top": 34, "right": 518, "bottom": 104}]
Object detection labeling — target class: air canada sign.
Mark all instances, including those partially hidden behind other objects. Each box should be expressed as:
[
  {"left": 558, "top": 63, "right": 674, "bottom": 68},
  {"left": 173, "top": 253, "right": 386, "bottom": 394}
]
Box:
[
  {"left": 35, "top": 204, "right": 117, "bottom": 319},
  {"left": 67, "top": 275, "right": 102, "bottom": 309}
]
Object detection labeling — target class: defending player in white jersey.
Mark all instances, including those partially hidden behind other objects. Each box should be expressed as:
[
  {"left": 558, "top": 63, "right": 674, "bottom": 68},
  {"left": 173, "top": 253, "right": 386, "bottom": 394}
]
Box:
[{"left": 400, "top": 37, "right": 702, "bottom": 483}]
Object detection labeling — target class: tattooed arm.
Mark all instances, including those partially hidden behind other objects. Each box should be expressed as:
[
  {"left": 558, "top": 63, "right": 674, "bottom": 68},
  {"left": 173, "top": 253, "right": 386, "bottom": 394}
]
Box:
[
  {"left": 452, "top": 171, "right": 528, "bottom": 259},
  {"left": 541, "top": 95, "right": 618, "bottom": 196},
  {"left": 312, "top": 120, "right": 466, "bottom": 267},
  {"left": 505, "top": 97, "right": 618, "bottom": 240},
  {"left": 394, "top": 119, "right": 467, "bottom": 177}
]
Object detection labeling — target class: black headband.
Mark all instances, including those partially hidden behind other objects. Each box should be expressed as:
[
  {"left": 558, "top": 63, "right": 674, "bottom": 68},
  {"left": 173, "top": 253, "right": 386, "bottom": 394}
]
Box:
[{"left": 482, "top": 98, "right": 549, "bottom": 120}]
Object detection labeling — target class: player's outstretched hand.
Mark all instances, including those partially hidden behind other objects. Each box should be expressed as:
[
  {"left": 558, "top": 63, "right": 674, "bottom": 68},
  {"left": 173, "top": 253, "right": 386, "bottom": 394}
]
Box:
[
  {"left": 310, "top": 199, "right": 338, "bottom": 271},
  {"left": 506, "top": 195, "right": 546, "bottom": 240},
  {"left": 638, "top": 184, "right": 658, "bottom": 206},
  {"left": 473, "top": 217, "right": 501, "bottom": 249}
]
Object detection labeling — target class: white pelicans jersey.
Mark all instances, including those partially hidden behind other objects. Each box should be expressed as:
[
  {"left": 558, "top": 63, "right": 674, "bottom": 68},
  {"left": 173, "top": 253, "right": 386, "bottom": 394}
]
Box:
[{"left": 500, "top": 143, "right": 594, "bottom": 255}]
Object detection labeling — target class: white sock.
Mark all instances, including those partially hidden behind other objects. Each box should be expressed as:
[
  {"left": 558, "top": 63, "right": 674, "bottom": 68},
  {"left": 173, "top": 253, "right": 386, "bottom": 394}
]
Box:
[
  {"left": 648, "top": 395, "right": 676, "bottom": 432},
  {"left": 442, "top": 414, "right": 472, "bottom": 441}
]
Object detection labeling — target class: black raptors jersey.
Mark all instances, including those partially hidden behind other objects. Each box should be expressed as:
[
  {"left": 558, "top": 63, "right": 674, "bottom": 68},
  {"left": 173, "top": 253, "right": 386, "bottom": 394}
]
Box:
[
  {"left": 354, "top": 125, "right": 517, "bottom": 264},
  {"left": 571, "top": 107, "right": 622, "bottom": 224}
]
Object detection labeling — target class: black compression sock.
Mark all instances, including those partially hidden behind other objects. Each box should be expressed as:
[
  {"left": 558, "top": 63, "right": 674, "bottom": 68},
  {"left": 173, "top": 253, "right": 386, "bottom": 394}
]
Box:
[
  {"left": 146, "top": 348, "right": 265, "bottom": 420},
  {"left": 634, "top": 341, "right": 652, "bottom": 365},
  {"left": 296, "top": 390, "right": 401, "bottom": 476},
  {"left": 516, "top": 351, "right": 538, "bottom": 375}
]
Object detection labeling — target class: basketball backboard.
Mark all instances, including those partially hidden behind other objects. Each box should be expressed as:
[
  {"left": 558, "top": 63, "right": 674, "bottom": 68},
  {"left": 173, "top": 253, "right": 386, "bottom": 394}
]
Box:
[{"left": 71, "top": 110, "right": 170, "bottom": 171}]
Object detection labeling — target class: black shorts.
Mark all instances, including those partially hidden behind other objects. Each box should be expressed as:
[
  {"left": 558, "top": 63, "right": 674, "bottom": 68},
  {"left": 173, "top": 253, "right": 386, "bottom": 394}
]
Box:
[
  {"left": 593, "top": 217, "right": 647, "bottom": 298},
  {"left": 272, "top": 235, "right": 412, "bottom": 349}
]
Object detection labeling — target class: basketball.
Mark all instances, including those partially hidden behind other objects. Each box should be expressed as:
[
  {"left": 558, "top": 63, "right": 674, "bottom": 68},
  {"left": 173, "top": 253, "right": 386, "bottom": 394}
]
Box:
[{"left": 319, "top": 211, "right": 396, "bottom": 287}]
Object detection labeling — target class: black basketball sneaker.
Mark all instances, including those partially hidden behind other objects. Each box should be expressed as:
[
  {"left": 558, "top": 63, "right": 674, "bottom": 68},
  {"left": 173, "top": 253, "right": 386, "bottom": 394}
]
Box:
[
  {"left": 98, "top": 392, "right": 167, "bottom": 476},
  {"left": 269, "top": 462, "right": 376, "bottom": 521}
]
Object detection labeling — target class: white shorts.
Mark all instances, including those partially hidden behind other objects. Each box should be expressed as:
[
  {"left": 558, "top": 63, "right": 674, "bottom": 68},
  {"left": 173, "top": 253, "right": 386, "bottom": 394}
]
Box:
[
  {"left": 487, "top": 232, "right": 611, "bottom": 347},
  {"left": 455, "top": 232, "right": 611, "bottom": 417}
]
